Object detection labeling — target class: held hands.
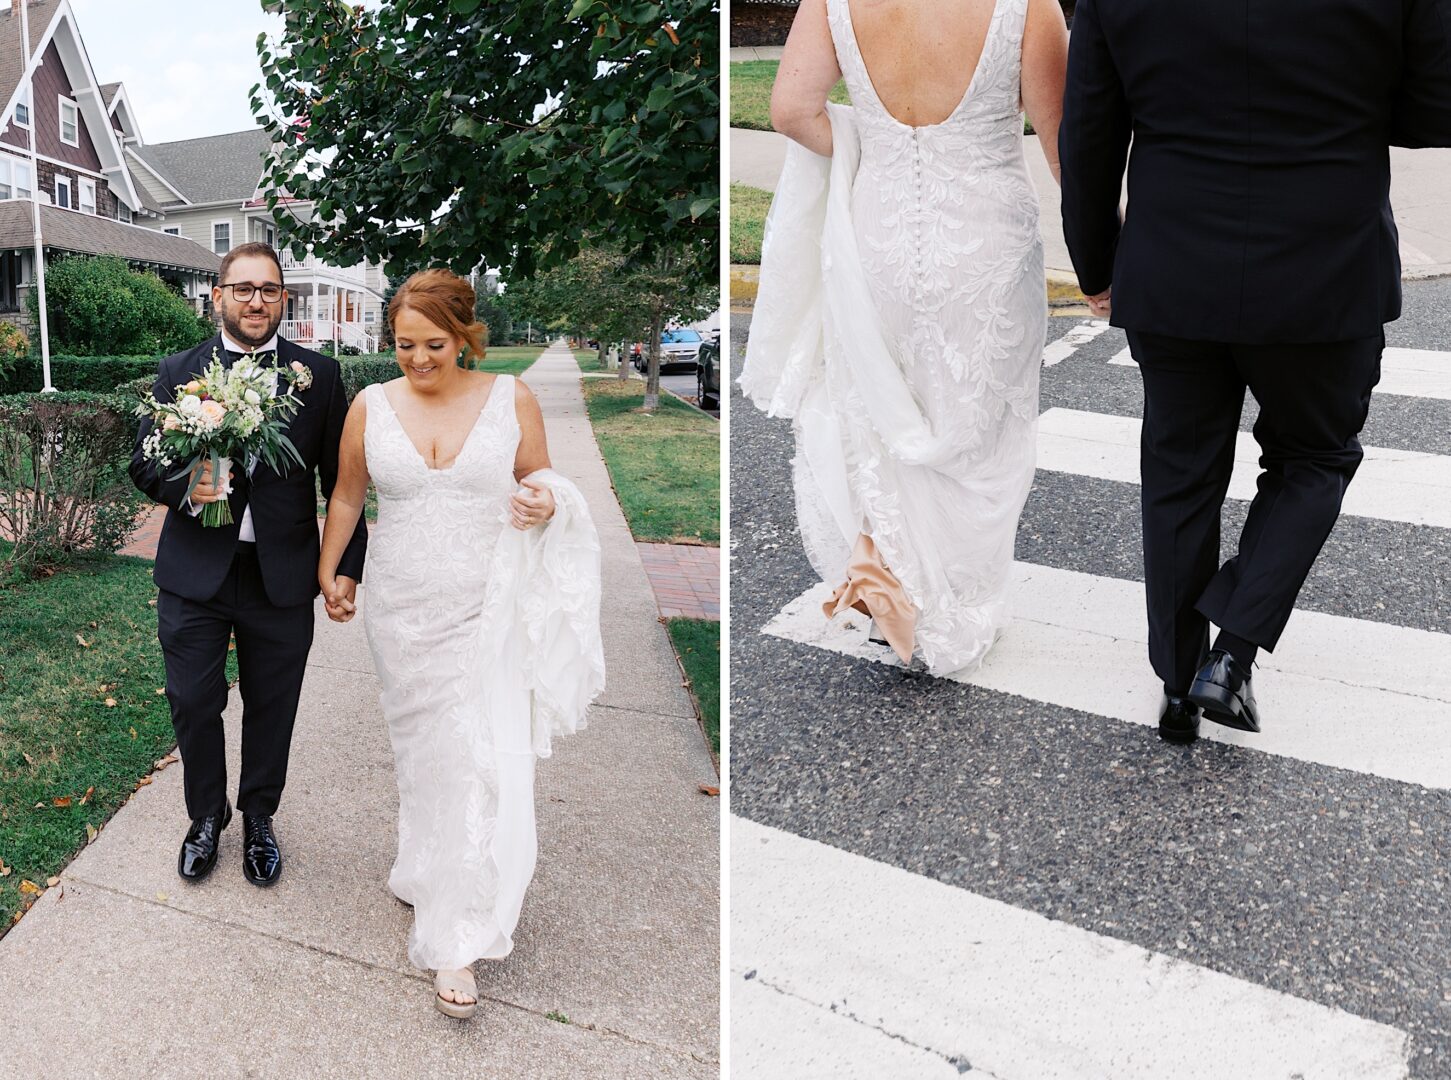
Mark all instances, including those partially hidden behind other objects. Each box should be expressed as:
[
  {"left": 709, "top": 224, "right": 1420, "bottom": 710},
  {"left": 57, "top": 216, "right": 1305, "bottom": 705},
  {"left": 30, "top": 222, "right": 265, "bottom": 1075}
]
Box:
[
  {"left": 189, "top": 458, "right": 234, "bottom": 505},
  {"left": 321, "top": 575, "right": 358, "bottom": 623},
  {"left": 1085, "top": 286, "right": 1112, "bottom": 319},
  {"left": 510, "top": 475, "right": 556, "bottom": 530}
]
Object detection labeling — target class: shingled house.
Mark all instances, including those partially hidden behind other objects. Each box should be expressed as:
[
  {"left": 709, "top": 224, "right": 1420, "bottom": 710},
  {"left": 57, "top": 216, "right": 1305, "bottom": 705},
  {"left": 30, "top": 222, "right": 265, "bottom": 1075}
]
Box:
[
  {"left": 0, "top": 0, "right": 383, "bottom": 351},
  {"left": 129, "top": 128, "right": 385, "bottom": 351},
  {"left": 0, "top": 0, "right": 220, "bottom": 329}
]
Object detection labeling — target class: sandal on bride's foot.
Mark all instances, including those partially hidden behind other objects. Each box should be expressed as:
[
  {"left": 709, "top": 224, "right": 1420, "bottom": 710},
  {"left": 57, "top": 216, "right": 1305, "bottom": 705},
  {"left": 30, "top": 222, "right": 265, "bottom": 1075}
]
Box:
[{"left": 434, "top": 968, "right": 477, "bottom": 1019}]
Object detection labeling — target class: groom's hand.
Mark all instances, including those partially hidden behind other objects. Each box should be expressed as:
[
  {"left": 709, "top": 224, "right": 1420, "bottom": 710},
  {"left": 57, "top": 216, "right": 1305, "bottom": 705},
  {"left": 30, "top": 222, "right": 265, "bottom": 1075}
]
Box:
[
  {"left": 189, "top": 459, "right": 233, "bottom": 505},
  {"left": 324, "top": 576, "right": 358, "bottom": 623},
  {"left": 1085, "top": 286, "right": 1113, "bottom": 319}
]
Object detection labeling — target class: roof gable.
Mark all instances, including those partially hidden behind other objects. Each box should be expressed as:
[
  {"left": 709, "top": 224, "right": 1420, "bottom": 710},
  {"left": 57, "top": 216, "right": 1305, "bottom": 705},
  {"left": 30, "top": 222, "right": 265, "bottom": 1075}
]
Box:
[{"left": 130, "top": 128, "right": 271, "bottom": 206}]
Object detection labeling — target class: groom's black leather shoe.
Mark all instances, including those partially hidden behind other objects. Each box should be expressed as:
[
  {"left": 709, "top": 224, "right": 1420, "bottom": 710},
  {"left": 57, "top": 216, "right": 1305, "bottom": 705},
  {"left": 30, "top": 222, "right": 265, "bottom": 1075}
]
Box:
[
  {"left": 1157, "top": 694, "right": 1200, "bottom": 744},
  {"left": 1188, "top": 649, "right": 1260, "bottom": 733},
  {"left": 242, "top": 814, "right": 282, "bottom": 887},
  {"left": 178, "top": 801, "right": 231, "bottom": 881}
]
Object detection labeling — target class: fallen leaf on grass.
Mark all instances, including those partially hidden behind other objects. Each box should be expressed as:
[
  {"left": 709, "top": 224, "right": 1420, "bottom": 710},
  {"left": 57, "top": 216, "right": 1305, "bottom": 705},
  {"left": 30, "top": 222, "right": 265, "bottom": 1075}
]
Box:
[
  {"left": 89, "top": 621, "right": 97, "bottom": 629},
  {"left": 45, "top": 876, "right": 58, "bottom": 887},
  {"left": 135, "top": 776, "right": 153, "bottom": 788},
  {"left": 75, "top": 634, "right": 89, "bottom": 648},
  {"left": 154, "top": 688, "right": 166, "bottom": 696},
  {"left": 85, "top": 823, "right": 98, "bottom": 843},
  {"left": 79, "top": 787, "right": 94, "bottom": 805},
  {"left": 129, "top": 727, "right": 138, "bottom": 740},
  {"left": 104, "top": 698, "right": 117, "bottom": 708},
  {"left": 10, "top": 911, "right": 21, "bottom": 923},
  {"left": 154, "top": 754, "right": 179, "bottom": 770},
  {"left": 0, "top": 857, "right": 10, "bottom": 876},
  {"left": 697, "top": 784, "right": 720, "bottom": 797},
  {"left": 51, "top": 797, "right": 72, "bottom": 808},
  {"left": 22, "top": 752, "right": 34, "bottom": 767},
  {"left": 147, "top": 598, "right": 157, "bottom": 607},
  {"left": 18, "top": 880, "right": 41, "bottom": 896}
]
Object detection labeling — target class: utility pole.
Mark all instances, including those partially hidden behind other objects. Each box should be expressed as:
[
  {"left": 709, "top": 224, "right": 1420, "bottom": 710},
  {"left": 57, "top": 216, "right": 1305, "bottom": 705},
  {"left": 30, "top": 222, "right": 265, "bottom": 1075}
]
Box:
[{"left": 20, "top": 0, "right": 52, "bottom": 392}]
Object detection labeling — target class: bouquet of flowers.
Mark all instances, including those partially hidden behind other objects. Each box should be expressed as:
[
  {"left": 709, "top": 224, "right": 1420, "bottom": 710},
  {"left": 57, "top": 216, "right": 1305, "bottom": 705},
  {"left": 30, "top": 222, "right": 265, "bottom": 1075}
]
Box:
[{"left": 135, "top": 348, "right": 314, "bottom": 527}]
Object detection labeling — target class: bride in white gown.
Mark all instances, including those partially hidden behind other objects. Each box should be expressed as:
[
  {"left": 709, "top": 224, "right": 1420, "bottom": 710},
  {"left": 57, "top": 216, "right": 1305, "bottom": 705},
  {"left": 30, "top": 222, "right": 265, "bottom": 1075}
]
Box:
[
  {"left": 740, "top": 0, "right": 1068, "bottom": 675},
  {"left": 318, "top": 270, "right": 603, "bottom": 1018}
]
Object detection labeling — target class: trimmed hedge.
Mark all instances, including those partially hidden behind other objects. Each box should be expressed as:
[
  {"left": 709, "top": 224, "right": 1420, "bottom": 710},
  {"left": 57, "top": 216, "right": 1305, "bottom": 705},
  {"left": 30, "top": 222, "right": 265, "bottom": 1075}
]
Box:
[
  {"left": 339, "top": 357, "right": 399, "bottom": 402},
  {"left": 0, "top": 355, "right": 161, "bottom": 396}
]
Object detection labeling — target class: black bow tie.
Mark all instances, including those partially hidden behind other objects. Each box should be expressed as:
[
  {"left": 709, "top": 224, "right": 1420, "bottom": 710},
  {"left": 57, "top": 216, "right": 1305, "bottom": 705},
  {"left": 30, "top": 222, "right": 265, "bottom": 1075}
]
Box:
[{"left": 224, "top": 348, "right": 279, "bottom": 367}]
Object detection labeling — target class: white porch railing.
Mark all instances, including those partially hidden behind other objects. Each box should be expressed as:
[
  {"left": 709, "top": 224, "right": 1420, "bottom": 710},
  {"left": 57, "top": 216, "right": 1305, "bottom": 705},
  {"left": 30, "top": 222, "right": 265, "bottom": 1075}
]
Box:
[
  {"left": 281, "top": 319, "right": 379, "bottom": 354},
  {"left": 278, "top": 251, "right": 367, "bottom": 288}
]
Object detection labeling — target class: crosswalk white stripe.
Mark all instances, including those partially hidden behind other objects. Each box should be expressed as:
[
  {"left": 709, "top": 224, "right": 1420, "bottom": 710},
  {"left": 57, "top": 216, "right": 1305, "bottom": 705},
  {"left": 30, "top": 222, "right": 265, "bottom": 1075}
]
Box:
[
  {"left": 1042, "top": 320, "right": 1112, "bottom": 367},
  {"left": 732, "top": 817, "right": 1414, "bottom": 1080},
  {"left": 1108, "top": 344, "right": 1451, "bottom": 401},
  {"left": 763, "top": 562, "right": 1451, "bottom": 790},
  {"left": 1037, "top": 407, "right": 1451, "bottom": 529}
]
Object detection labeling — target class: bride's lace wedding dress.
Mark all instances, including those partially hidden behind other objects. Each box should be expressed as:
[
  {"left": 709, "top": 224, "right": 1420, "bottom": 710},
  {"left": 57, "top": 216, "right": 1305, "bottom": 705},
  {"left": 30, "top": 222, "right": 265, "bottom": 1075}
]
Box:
[
  {"left": 360, "top": 375, "right": 604, "bottom": 971},
  {"left": 741, "top": 0, "right": 1045, "bottom": 675}
]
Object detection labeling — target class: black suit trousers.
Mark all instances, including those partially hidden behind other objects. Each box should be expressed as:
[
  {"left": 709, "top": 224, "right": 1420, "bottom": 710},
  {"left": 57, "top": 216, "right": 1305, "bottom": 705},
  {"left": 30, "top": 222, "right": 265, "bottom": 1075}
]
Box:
[
  {"left": 157, "top": 544, "right": 314, "bottom": 819},
  {"left": 1128, "top": 331, "right": 1383, "bottom": 693}
]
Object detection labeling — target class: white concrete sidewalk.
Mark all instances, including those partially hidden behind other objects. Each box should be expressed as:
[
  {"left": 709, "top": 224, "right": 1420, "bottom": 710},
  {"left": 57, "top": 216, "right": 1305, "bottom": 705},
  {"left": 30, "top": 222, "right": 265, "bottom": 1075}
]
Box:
[{"left": 0, "top": 344, "right": 719, "bottom": 1078}]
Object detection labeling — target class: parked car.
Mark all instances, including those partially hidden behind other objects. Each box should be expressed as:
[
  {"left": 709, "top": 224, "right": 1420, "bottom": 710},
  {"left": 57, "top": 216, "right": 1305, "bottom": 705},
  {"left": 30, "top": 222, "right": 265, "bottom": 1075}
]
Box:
[
  {"left": 632, "top": 328, "right": 706, "bottom": 373},
  {"left": 696, "top": 336, "right": 720, "bottom": 411}
]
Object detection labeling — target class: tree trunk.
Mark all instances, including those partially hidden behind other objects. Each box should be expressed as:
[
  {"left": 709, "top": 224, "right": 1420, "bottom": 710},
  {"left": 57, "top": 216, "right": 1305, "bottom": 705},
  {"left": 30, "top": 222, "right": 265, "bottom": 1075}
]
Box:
[
  {"left": 617, "top": 339, "right": 632, "bottom": 381},
  {"left": 643, "top": 307, "right": 664, "bottom": 412},
  {"left": 596, "top": 338, "right": 608, "bottom": 371}
]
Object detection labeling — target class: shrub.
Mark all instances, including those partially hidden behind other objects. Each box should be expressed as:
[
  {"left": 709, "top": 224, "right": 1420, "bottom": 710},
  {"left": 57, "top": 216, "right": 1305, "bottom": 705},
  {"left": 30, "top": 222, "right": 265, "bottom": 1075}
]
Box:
[
  {"left": 0, "top": 354, "right": 162, "bottom": 396},
  {"left": 28, "top": 255, "right": 214, "bottom": 357},
  {"left": 339, "top": 356, "right": 399, "bottom": 402},
  {"left": 0, "top": 320, "right": 27, "bottom": 385},
  {"left": 0, "top": 391, "right": 144, "bottom": 576}
]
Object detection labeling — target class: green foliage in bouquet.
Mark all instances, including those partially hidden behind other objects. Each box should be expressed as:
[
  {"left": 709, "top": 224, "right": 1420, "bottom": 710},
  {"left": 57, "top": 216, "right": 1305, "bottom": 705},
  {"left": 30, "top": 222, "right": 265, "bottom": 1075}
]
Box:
[
  {"left": 29, "top": 256, "right": 214, "bottom": 358},
  {"left": 252, "top": 0, "right": 719, "bottom": 290},
  {"left": 136, "top": 353, "right": 310, "bottom": 527},
  {"left": 0, "top": 391, "right": 144, "bottom": 577}
]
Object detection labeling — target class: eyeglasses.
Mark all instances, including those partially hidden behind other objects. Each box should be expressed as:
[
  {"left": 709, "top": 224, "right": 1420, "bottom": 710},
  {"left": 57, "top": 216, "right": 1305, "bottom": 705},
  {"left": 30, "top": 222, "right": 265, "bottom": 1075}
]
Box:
[{"left": 220, "top": 282, "right": 284, "bottom": 303}]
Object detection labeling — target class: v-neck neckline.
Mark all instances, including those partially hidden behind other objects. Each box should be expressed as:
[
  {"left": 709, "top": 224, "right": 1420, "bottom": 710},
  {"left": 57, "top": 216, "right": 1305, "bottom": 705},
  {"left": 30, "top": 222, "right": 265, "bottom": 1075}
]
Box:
[{"left": 378, "top": 374, "right": 505, "bottom": 474}]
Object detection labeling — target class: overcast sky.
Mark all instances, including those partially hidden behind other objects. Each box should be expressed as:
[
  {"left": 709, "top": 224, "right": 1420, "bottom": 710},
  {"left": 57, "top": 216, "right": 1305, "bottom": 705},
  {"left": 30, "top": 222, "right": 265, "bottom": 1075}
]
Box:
[{"left": 66, "top": 0, "right": 285, "bottom": 145}]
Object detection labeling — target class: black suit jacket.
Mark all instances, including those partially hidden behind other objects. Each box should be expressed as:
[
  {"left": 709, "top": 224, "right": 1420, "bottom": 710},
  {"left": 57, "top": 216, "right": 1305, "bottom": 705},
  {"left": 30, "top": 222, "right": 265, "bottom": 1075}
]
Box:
[
  {"left": 129, "top": 335, "right": 366, "bottom": 607},
  {"left": 1060, "top": 0, "right": 1451, "bottom": 344}
]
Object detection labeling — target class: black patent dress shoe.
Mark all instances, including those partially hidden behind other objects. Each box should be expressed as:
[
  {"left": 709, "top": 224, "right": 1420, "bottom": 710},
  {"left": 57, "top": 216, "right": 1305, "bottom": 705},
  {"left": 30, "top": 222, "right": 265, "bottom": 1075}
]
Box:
[
  {"left": 1188, "top": 649, "right": 1260, "bottom": 733},
  {"left": 242, "top": 814, "right": 282, "bottom": 887},
  {"left": 178, "top": 801, "right": 232, "bottom": 881},
  {"left": 1157, "top": 694, "right": 1201, "bottom": 744}
]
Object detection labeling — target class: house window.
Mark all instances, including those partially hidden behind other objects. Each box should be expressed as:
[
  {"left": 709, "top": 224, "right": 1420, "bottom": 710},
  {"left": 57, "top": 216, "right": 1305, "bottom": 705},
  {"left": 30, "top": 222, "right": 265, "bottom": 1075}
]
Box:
[
  {"left": 54, "top": 176, "right": 71, "bottom": 209},
  {"left": 13, "top": 86, "right": 29, "bottom": 128},
  {"left": 364, "top": 309, "right": 376, "bottom": 324},
  {"left": 266, "top": 224, "right": 275, "bottom": 247},
  {"left": 79, "top": 178, "right": 95, "bottom": 215},
  {"left": 0, "top": 252, "right": 21, "bottom": 312},
  {"left": 212, "top": 221, "right": 231, "bottom": 255},
  {"left": 163, "top": 226, "right": 180, "bottom": 236},
  {"left": 0, "top": 157, "right": 32, "bottom": 201},
  {"left": 117, "top": 204, "right": 133, "bottom": 224},
  {"left": 59, "top": 97, "right": 78, "bottom": 147}
]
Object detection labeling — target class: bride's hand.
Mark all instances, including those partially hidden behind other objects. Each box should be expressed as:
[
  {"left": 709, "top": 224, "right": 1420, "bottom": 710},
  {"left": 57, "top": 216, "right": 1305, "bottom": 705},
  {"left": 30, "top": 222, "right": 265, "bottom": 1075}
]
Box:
[
  {"left": 510, "top": 475, "right": 555, "bottom": 530},
  {"left": 319, "top": 573, "right": 357, "bottom": 622}
]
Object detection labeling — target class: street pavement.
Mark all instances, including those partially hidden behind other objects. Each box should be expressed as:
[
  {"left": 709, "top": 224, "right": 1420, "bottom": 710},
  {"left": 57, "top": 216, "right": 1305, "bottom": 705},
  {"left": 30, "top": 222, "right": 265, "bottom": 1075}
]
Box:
[
  {"left": 730, "top": 125, "right": 1451, "bottom": 280},
  {"left": 729, "top": 283, "right": 1451, "bottom": 1078},
  {"left": 0, "top": 344, "right": 719, "bottom": 1079}
]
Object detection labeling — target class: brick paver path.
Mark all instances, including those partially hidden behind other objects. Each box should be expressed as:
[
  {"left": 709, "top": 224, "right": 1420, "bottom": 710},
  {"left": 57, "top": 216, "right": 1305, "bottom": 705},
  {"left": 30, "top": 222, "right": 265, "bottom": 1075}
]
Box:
[
  {"left": 119, "top": 504, "right": 166, "bottom": 559},
  {"left": 637, "top": 542, "right": 719, "bottom": 620}
]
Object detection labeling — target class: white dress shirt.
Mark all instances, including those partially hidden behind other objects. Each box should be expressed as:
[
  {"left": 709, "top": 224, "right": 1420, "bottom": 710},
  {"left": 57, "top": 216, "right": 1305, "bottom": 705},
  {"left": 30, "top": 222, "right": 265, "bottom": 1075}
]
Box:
[{"left": 187, "top": 331, "right": 281, "bottom": 542}]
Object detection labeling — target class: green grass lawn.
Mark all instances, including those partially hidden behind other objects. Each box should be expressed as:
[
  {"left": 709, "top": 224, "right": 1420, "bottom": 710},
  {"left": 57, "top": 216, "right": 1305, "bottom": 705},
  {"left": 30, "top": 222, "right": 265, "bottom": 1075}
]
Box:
[
  {"left": 579, "top": 378, "right": 719, "bottom": 544},
  {"left": 667, "top": 618, "right": 719, "bottom": 753},
  {"left": 475, "top": 345, "right": 545, "bottom": 376},
  {"left": 731, "top": 60, "right": 849, "bottom": 130},
  {"left": 731, "top": 184, "right": 773, "bottom": 265},
  {"left": 0, "top": 554, "right": 237, "bottom": 931}
]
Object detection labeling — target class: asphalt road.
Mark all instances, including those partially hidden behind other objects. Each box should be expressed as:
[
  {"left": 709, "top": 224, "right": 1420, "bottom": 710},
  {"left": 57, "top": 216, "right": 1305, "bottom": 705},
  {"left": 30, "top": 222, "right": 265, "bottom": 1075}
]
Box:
[{"left": 729, "top": 279, "right": 1451, "bottom": 1077}]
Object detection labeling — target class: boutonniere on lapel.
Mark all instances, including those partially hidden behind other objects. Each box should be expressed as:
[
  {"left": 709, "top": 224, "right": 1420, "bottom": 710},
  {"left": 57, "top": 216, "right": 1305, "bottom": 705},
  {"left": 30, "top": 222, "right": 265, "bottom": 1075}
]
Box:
[{"left": 133, "top": 347, "right": 314, "bottom": 527}]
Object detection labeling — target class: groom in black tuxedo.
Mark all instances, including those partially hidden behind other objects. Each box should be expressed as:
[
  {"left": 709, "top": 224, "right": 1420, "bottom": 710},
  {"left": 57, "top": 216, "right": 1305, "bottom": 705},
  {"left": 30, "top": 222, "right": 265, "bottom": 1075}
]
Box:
[
  {"left": 1059, "top": 0, "right": 1451, "bottom": 741},
  {"left": 131, "top": 241, "right": 366, "bottom": 883}
]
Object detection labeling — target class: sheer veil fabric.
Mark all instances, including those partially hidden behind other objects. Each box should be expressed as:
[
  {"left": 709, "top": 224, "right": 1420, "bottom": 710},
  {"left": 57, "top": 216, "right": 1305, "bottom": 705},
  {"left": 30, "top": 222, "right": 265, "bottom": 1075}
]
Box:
[
  {"left": 361, "top": 376, "right": 604, "bottom": 971},
  {"left": 740, "top": 0, "right": 1046, "bottom": 676}
]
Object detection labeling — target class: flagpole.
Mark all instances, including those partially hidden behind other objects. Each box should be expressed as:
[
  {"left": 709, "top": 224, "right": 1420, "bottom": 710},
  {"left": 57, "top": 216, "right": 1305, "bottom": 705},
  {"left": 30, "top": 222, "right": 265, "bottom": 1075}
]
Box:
[{"left": 19, "top": 0, "right": 52, "bottom": 392}]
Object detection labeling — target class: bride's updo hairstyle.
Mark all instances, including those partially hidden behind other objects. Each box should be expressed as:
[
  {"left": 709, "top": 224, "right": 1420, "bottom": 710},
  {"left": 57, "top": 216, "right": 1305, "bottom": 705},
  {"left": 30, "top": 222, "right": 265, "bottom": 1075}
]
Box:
[{"left": 388, "top": 268, "right": 488, "bottom": 365}]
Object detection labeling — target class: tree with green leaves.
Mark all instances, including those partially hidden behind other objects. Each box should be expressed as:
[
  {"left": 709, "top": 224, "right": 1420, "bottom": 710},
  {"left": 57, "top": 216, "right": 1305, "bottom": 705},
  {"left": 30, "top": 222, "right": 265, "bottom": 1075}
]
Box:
[
  {"left": 505, "top": 244, "right": 713, "bottom": 409},
  {"left": 253, "top": 0, "right": 719, "bottom": 291}
]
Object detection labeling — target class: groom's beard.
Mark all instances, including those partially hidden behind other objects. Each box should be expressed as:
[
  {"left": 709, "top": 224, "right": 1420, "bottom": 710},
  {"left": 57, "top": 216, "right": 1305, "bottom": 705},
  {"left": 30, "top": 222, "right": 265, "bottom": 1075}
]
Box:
[{"left": 219, "top": 301, "right": 283, "bottom": 349}]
